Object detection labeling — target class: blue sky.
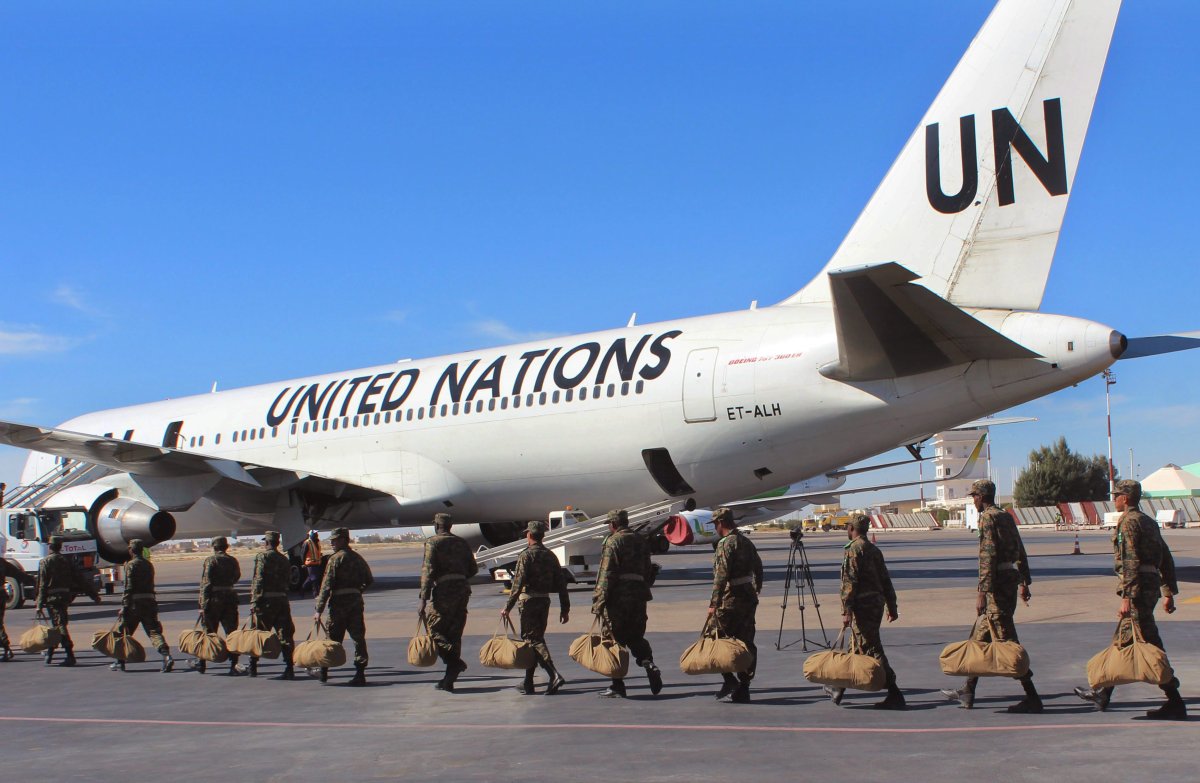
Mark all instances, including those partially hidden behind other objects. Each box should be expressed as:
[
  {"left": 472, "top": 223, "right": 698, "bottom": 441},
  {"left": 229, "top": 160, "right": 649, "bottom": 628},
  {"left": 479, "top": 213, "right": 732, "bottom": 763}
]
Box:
[{"left": 2, "top": 1, "right": 1198, "bottom": 503}]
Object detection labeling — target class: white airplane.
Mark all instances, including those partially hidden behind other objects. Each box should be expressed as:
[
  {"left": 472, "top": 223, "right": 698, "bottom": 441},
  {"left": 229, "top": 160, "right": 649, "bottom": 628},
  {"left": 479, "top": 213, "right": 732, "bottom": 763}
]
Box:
[{"left": 0, "top": 0, "right": 1183, "bottom": 565}]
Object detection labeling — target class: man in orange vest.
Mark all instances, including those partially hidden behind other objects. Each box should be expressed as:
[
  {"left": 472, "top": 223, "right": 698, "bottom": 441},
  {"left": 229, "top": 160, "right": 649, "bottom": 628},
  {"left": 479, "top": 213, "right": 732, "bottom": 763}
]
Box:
[{"left": 301, "top": 531, "right": 322, "bottom": 597}]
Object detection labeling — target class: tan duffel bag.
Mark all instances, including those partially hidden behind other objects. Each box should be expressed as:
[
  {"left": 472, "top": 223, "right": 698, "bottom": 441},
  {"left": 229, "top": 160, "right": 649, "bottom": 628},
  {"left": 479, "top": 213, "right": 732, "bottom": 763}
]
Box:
[
  {"left": 1086, "top": 618, "right": 1174, "bottom": 689},
  {"left": 226, "top": 622, "right": 282, "bottom": 659},
  {"left": 479, "top": 617, "right": 535, "bottom": 670},
  {"left": 939, "top": 616, "right": 1030, "bottom": 678},
  {"left": 20, "top": 622, "right": 62, "bottom": 654},
  {"left": 178, "top": 616, "right": 229, "bottom": 662},
  {"left": 680, "top": 622, "right": 753, "bottom": 675},
  {"left": 293, "top": 621, "right": 347, "bottom": 669},
  {"left": 92, "top": 621, "right": 147, "bottom": 663},
  {"left": 407, "top": 616, "right": 439, "bottom": 667},
  {"left": 802, "top": 629, "right": 886, "bottom": 691},
  {"left": 569, "top": 619, "right": 628, "bottom": 679},
  {"left": 178, "top": 617, "right": 206, "bottom": 657}
]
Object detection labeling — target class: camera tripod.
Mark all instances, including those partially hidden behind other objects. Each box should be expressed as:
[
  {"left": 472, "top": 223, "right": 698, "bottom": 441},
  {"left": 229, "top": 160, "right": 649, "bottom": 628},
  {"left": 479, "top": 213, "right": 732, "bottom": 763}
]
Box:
[{"left": 775, "top": 529, "right": 830, "bottom": 651}]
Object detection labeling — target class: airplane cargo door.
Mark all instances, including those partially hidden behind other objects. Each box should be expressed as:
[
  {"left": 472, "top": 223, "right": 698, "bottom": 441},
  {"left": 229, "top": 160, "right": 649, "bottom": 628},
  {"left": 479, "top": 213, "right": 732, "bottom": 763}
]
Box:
[{"left": 682, "top": 348, "right": 718, "bottom": 423}]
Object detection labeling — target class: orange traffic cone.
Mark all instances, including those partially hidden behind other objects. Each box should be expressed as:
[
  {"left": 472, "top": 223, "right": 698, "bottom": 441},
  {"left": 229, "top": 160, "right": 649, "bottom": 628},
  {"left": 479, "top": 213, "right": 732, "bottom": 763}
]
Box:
[{"left": 1071, "top": 534, "right": 1082, "bottom": 555}]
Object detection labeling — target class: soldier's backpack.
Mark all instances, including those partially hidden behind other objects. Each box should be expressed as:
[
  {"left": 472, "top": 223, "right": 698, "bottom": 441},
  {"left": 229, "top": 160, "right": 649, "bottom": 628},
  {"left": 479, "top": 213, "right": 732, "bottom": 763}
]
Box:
[
  {"left": 226, "top": 621, "right": 282, "bottom": 659},
  {"left": 1086, "top": 617, "right": 1174, "bottom": 689},
  {"left": 19, "top": 622, "right": 62, "bottom": 654},
  {"left": 407, "top": 616, "right": 439, "bottom": 667},
  {"left": 293, "top": 620, "right": 346, "bottom": 669},
  {"left": 92, "top": 621, "right": 147, "bottom": 663},
  {"left": 478, "top": 617, "right": 535, "bottom": 670},
  {"left": 177, "top": 617, "right": 229, "bottom": 662},
  {"left": 569, "top": 619, "right": 629, "bottom": 679},
  {"left": 679, "top": 621, "right": 753, "bottom": 675},
  {"left": 802, "top": 628, "right": 886, "bottom": 691},
  {"left": 938, "top": 616, "right": 1029, "bottom": 678}
]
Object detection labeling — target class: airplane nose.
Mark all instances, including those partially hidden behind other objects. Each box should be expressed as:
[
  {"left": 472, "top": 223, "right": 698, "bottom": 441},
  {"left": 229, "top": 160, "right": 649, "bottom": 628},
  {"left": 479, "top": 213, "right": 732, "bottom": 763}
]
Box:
[{"left": 1109, "top": 330, "right": 1128, "bottom": 359}]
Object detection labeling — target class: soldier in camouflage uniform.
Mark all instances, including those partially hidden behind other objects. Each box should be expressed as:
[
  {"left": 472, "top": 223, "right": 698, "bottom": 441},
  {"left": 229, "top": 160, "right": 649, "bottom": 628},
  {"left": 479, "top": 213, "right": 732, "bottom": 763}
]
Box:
[
  {"left": 707, "top": 508, "right": 763, "bottom": 703},
  {"left": 1075, "top": 480, "right": 1186, "bottom": 719},
  {"left": 189, "top": 536, "right": 243, "bottom": 676},
  {"left": 115, "top": 539, "right": 174, "bottom": 672},
  {"left": 501, "top": 520, "right": 570, "bottom": 695},
  {"left": 828, "top": 515, "right": 904, "bottom": 709},
  {"left": 36, "top": 535, "right": 101, "bottom": 667},
  {"left": 249, "top": 530, "right": 296, "bottom": 679},
  {"left": 314, "top": 527, "right": 373, "bottom": 686},
  {"left": 941, "top": 480, "right": 1042, "bottom": 713},
  {"left": 593, "top": 509, "right": 663, "bottom": 699},
  {"left": 418, "top": 513, "right": 479, "bottom": 692},
  {"left": 0, "top": 557, "right": 22, "bottom": 660}
]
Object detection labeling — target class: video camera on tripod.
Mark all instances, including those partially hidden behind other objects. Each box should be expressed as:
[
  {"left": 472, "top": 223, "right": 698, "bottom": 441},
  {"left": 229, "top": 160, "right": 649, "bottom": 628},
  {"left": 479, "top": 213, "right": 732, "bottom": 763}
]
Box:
[{"left": 776, "top": 526, "right": 830, "bottom": 651}]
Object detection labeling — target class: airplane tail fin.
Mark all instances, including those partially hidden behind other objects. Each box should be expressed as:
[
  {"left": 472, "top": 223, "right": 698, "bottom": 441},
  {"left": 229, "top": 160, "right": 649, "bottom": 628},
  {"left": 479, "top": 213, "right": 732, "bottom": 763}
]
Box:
[{"left": 782, "top": 0, "right": 1122, "bottom": 311}]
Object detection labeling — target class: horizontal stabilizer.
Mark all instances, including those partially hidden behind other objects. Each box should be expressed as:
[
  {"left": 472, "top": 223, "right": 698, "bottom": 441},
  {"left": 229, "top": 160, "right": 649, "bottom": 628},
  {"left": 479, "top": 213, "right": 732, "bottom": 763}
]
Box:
[
  {"left": 1120, "top": 331, "right": 1200, "bottom": 360},
  {"left": 821, "top": 262, "right": 1040, "bottom": 381}
]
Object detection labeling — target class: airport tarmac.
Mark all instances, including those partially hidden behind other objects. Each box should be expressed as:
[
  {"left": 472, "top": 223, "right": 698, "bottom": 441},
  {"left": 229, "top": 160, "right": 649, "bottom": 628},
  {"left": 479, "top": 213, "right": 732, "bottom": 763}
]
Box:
[{"left": 2, "top": 529, "right": 1196, "bottom": 781}]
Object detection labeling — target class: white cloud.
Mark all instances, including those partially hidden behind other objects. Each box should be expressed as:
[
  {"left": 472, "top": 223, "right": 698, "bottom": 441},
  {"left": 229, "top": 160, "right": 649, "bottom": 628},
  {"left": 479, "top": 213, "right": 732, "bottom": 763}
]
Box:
[
  {"left": 51, "top": 284, "right": 92, "bottom": 313},
  {"left": 0, "top": 326, "right": 73, "bottom": 355},
  {"left": 469, "top": 318, "right": 560, "bottom": 344},
  {"left": 382, "top": 309, "right": 409, "bottom": 324}
]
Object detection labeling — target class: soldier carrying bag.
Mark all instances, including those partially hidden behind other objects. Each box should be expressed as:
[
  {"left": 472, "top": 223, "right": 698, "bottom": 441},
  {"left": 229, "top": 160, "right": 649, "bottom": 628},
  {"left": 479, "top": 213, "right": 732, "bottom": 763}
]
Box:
[
  {"left": 92, "top": 617, "right": 147, "bottom": 663},
  {"left": 479, "top": 616, "right": 536, "bottom": 670},
  {"left": 177, "top": 615, "right": 229, "bottom": 663},
  {"left": 226, "top": 615, "right": 282, "bottom": 659},
  {"left": 407, "top": 615, "right": 438, "bottom": 667},
  {"left": 679, "top": 619, "right": 753, "bottom": 675},
  {"left": 293, "top": 620, "right": 347, "bottom": 669},
  {"left": 1086, "top": 617, "right": 1174, "bottom": 689},
  {"left": 569, "top": 618, "right": 629, "bottom": 679},
  {"left": 939, "top": 615, "right": 1029, "bottom": 678},
  {"left": 19, "top": 618, "right": 62, "bottom": 654},
  {"left": 802, "top": 627, "right": 886, "bottom": 691}
]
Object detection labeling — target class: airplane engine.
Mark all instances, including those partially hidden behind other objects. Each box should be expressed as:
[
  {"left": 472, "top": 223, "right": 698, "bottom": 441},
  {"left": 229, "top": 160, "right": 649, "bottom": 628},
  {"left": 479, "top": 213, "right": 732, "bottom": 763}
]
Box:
[
  {"left": 94, "top": 498, "right": 177, "bottom": 563},
  {"left": 418, "top": 521, "right": 525, "bottom": 550},
  {"left": 662, "top": 510, "right": 718, "bottom": 547}
]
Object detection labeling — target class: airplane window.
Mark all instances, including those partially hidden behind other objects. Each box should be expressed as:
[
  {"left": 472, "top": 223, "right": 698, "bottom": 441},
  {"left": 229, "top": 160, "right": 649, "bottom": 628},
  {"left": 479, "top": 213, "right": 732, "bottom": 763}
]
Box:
[
  {"left": 440, "top": 404, "right": 448, "bottom": 417},
  {"left": 462, "top": 402, "right": 470, "bottom": 416},
  {"left": 595, "top": 386, "right": 603, "bottom": 400},
  {"left": 621, "top": 382, "right": 629, "bottom": 396},
  {"left": 636, "top": 380, "right": 645, "bottom": 394},
  {"left": 384, "top": 412, "right": 390, "bottom": 424},
  {"left": 260, "top": 427, "right": 266, "bottom": 439},
  {"left": 418, "top": 408, "right": 425, "bottom": 420},
  {"left": 607, "top": 384, "right": 615, "bottom": 398},
  {"left": 513, "top": 396, "right": 521, "bottom": 409},
  {"left": 199, "top": 436, "right": 204, "bottom": 447},
  {"left": 215, "top": 434, "right": 221, "bottom": 444},
  {"left": 475, "top": 400, "right": 483, "bottom": 413},
  {"left": 322, "top": 420, "right": 329, "bottom": 431},
  {"left": 500, "top": 397, "right": 508, "bottom": 410},
  {"left": 374, "top": 413, "right": 381, "bottom": 425},
  {"left": 232, "top": 432, "right": 239, "bottom": 443},
  {"left": 565, "top": 389, "right": 573, "bottom": 402},
  {"left": 552, "top": 391, "right": 559, "bottom": 404},
  {"left": 580, "top": 387, "right": 588, "bottom": 401},
  {"left": 488, "top": 399, "right": 495, "bottom": 412},
  {"left": 351, "top": 416, "right": 358, "bottom": 427},
  {"left": 302, "top": 422, "right": 309, "bottom": 434},
  {"left": 189, "top": 437, "right": 196, "bottom": 448},
  {"left": 342, "top": 417, "right": 349, "bottom": 428},
  {"left": 527, "top": 394, "right": 535, "bottom": 407},
  {"left": 452, "top": 403, "right": 460, "bottom": 415},
  {"left": 332, "top": 419, "right": 339, "bottom": 430},
  {"left": 406, "top": 409, "right": 414, "bottom": 421},
  {"left": 240, "top": 429, "right": 247, "bottom": 441},
  {"left": 250, "top": 429, "right": 256, "bottom": 441}
]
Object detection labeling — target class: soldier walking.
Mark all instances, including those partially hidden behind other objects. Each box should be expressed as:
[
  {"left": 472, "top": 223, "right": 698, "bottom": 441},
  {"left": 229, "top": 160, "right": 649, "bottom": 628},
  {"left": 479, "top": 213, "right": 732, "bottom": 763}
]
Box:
[
  {"left": 36, "top": 535, "right": 101, "bottom": 666},
  {"left": 1075, "top": 479, "right": 1187, "bottom": 719},
  {"left": 941, "top": 480, "right": 1042, "bottom": 713},
  {"left": 0, "top": 557, "right": 21, "bottom": 661},
  {"left": 500, "top": 521, "right": 570, "bottom": 695},
  {"left": 418, "top": 513, "right": 478, "bottom": 692},
  {"left": 313, "top": 527, "right": 373, "bottom": 686},
  {"left": 114, "top": 539, "right": 174, "bottom": 672},
  {"left": 593, "top": 509, "right": 663, "bottom": 699},
  {"left": 249, "top": 530, "right": 296, "bottom": 679},
  {"left": 190, "top": 536, "right": 243, "bottom": 675},
  {"left": 828, "top": 515, "right": 904, "bottom": 709},
  {"left": 707, "top": 508, "right": 762, "bottom": 703}
]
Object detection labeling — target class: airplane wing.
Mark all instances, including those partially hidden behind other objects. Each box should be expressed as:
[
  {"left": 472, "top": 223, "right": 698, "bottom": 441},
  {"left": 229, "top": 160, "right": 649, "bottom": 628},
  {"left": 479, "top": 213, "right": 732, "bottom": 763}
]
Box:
[
  {"left": 822, "top": 262, "right": 1040, "bottom": 382},
  {"left": 1, "top": 418, "right": 267, "bottom": 486},
  {"left": 951, "top": 416, "right": 1037, "bottom": 429},
  {"left": 1120, "top": 331, "right": 1200, "bottom": 360},
  {"left": 725, "top": 433, "right": 987, "bottom": 512}
]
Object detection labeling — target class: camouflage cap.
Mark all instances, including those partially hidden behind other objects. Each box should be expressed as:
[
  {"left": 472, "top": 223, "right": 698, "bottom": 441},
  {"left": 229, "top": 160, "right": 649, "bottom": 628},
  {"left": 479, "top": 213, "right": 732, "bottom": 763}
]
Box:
[
  {"left": 1113, "top": 479, "right": 1142, "bottom": 501},
  {"left": 264, "top": 530, "right": 281, "bottom": 545},
  {"left": 433, "top": 512, "right": 453, "bottom": 528},
  {"left": 967, "top": 479, "right": 996, "bottom": 497},
  {"left": 331, "top": 527, "right": 350, "bottom": 540},
  {"left": 527, "top": 520, "right": 546, "bottom": 535},
  {"left": 607, "top": 509, "right": 629, "bottom": 526},
  {"left": 713, "top": 507, "right": 734, "bottom": 526},
  {"left": 128, "top": 538, "right": 146, "bottom": 552},
  {"left": 212, "top": 536, "right": 229, "bottom": 550}
]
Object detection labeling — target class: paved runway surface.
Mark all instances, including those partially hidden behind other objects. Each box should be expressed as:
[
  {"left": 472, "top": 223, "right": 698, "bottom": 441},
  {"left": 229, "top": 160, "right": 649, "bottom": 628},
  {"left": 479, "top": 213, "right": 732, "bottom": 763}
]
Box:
[{"left": 2, "top": 530, "right": 1196, "bottom": 781}]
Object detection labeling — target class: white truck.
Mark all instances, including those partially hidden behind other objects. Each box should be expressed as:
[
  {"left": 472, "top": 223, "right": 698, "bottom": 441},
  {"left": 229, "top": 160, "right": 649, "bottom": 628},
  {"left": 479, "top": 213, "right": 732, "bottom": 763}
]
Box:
[
  {"left": 3, "top": 507, "right": 108, "bottom": 610},
  {"left": 491, "top": 508, "right": 603, "bottom": 587}
]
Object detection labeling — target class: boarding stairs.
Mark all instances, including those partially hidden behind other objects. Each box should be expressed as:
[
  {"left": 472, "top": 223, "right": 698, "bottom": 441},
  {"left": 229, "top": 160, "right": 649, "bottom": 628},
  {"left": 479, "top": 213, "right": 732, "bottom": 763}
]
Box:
[
  {"left": 474, "top": 497, "right": 689, "bottom": 565},
  {"left": 2, "top": 460, "right": 105, "bottom": 509}
]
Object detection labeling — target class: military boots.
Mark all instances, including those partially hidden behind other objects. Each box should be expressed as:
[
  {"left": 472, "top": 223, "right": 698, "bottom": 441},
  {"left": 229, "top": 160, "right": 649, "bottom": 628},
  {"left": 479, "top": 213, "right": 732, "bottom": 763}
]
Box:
[
  {"left": 599, "top": 679, "right": 627, "bottom": 699},
  {"left": 1006, "top": 674, "right": 1043, "bottom": 714},
  {"left": 875, "top": 673, "right": 906, "bottom": 710},
  {"left": 715, "top": 673, "right": 738, "bottom": 701},
  {"left": 110, "top": 660, "right": 125, "bottom": 672},
  {"left": 1073, "top": 686, "right": 1113, "bottom": 712},
  {"left": 729, "top": 681, "right": 751, "bottom": 704},
  {"left": 274, "top": 661, "right": 296, "bottom": 680},
  {"left": 941, "top": 678, "right": 977, "bottom": 709},
  {"left": 161, "top": 652, "right": 175, "bottom": 673},
  {"left": 349, "top": 663, "right": 367, "bottom": 687},
  {"left": 540, "top": 661, "right": 566, "bottom": 695},
  {"left": 59, "top": 650, "right": 77, "bottom": 667},
  {"left": 189, "top": 659, "right": 207, "bottom": 674},
  {"left": 644, "top": 662, "right": 664, "bottom": 696},
  {"left": 517, "top": 668, "right": 536, "bottom": 695},
  {"left": 248, "top": 658, "right": 259, "bottom": 678},
  {"left": 0, "top": 645, "right": 13, "bottom": 662},
  {"left": 436, "top": 658, "right": 467, "bottom": 692},
  {"left": 227, "top": 658, "right": 244, "bottom": 676},
  {"left": 1145, "top": 686, "right": 1187, "bottom": 721},
  {"left": 823, "top": 686, "right": 846, "bottom": 706},
  {"left": 43, "top": 648, "right": 55, "bottom": 666}
]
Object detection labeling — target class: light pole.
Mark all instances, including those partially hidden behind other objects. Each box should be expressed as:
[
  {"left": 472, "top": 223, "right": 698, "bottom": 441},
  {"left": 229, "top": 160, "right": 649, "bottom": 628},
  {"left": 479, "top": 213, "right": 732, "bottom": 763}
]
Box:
[{"left": 1103, "top": 369, "right": 1116, "bottom": 494}]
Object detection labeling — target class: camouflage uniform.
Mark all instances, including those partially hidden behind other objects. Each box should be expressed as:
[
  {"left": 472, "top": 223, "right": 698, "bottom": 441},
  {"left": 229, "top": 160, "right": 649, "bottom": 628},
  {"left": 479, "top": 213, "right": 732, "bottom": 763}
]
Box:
[
  {"left": 36, "top": 550, "right": 99, "bottom": 657},
  {"left": 0, "top": 559, "right": 20, "bottom": 656},
  {"left": 250, "top": 545, "right": 296, "bottom": 672},
  {"left": 199, "top": 550, "right": 242, "bottom": 638},
  {"left": 593, "top": 514, "right": 662, "bottom": 695},
  {"left": 710, "top": 527, "right": 763, "bottom": 685},
  {"left": 315, "top": 544, "right": 374, "bottom": 668},
  {"left": 504, "top": 536, "right": 570, "bottom": 680},
  {"left": 419, "top": 530, "right": 479, "bottom": 667},
  {"left": 840, "top": 536, "right": 897, "bottom": 685},
  {"left": 122, "top": 551, "right": 170, "bottom": 654}
]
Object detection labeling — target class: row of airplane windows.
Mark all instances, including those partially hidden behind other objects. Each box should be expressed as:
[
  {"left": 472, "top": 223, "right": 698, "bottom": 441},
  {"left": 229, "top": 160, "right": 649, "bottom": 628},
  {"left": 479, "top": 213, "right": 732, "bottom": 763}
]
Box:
[{"left": 185, "top": 379, "right": 648, "bottom": 450}]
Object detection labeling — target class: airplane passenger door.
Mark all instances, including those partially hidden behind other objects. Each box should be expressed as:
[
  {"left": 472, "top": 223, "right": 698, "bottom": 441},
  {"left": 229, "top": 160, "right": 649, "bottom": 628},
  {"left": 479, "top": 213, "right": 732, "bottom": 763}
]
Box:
[
  {"left": 682, "top": 348, "right": 718, "bottom": 423},
  {"left": 286, "top": 421, "right": 299, "bottom": 459}
]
